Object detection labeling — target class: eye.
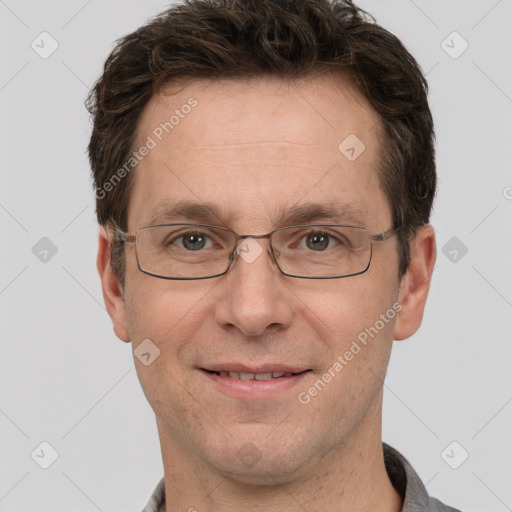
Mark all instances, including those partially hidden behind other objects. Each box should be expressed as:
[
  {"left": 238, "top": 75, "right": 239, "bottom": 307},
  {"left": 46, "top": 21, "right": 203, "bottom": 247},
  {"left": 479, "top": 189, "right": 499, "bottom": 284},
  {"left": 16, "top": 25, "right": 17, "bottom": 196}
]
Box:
[
  {"left": 298, "top": 231, "right": 342, "bottom": 252},
  {"left": 171, "top": 231, "right": 213, "bottom": 251},
  {"left": 304, "top": 232, "right": 330, "bottom": 251}
]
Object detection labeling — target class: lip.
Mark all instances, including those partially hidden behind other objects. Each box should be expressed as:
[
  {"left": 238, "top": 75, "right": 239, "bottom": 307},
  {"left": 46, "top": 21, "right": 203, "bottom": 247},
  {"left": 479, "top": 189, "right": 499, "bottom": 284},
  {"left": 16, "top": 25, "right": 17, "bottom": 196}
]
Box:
[
  {"left": 200, "top": 367, "right": 312, "bottom": 399},
  {"left": 202, "top": 364, "right": 310, "bottom": 374}
]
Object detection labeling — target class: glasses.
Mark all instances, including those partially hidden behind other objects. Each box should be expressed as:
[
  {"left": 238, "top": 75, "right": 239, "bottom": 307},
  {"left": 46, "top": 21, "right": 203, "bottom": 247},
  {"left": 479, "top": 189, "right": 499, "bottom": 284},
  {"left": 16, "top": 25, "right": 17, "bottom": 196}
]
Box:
[{"left": 114, "top": 223, "right": 399, "bottom": 280}]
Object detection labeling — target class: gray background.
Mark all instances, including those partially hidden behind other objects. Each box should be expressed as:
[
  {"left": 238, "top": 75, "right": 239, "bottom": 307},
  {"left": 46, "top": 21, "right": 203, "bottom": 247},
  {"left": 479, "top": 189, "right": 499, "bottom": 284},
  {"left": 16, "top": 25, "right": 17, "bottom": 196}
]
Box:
[{"left": 1, "top": 0, "right": 511, "bottom": 510}]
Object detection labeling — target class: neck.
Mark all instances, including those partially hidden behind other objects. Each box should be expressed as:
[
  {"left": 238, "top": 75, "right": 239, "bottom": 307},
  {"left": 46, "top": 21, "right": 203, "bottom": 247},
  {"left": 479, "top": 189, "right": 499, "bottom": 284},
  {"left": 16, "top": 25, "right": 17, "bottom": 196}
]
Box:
[{"left": 156, "top": 403, "right": 402, "bottom": 512}]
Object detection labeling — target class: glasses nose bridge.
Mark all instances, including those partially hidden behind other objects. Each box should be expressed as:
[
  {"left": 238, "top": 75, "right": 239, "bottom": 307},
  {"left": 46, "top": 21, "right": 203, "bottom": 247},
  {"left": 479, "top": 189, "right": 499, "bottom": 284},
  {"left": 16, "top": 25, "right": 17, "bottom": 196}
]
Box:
[
  {"left": 231, "top": 231, "right": 279, "bottom": 265},
  {"left": 237, "top": 231, "right": 272, "bottom": 241}
]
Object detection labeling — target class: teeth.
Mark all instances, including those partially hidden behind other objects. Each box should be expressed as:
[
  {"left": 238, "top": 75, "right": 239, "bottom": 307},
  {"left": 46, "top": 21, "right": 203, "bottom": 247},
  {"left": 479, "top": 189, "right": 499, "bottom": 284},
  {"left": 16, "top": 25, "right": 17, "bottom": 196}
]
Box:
[
  {"left": 255, "top": 373, "right": 273, "bottom": 381},
  {"left": 214, "top": 371, "right": 297, "bottom": 380}
]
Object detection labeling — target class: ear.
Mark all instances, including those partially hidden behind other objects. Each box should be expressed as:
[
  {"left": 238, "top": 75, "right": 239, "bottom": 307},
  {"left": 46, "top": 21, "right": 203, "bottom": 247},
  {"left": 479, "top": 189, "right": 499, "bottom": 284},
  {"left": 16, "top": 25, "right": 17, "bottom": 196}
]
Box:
[
  {"left": 96, "top": 226, "right": 131, "bottom": 343},
  {"left": 394, "top": 224, "right": 436, "bottom": 341}
]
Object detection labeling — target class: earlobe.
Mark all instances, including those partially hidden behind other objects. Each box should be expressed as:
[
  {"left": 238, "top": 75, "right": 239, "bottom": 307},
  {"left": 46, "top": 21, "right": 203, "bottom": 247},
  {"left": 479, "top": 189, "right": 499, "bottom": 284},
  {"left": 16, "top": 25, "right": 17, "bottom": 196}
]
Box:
[
  {"left": 393, "top": 225, "right": 436, "bottom": 341},
  {"left": 96, "top": 226, "right": 131, "bottom": 343}
]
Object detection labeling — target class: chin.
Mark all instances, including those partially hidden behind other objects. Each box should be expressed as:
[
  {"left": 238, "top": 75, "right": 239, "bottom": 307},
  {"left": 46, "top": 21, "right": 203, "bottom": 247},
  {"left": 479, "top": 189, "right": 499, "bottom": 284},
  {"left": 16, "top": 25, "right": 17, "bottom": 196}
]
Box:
[
  {"left": 203, "top": 433, "right": 317, "bottom": 486},
  {"left": 215, "top": 457, "right": 305, "bottom": 487}
]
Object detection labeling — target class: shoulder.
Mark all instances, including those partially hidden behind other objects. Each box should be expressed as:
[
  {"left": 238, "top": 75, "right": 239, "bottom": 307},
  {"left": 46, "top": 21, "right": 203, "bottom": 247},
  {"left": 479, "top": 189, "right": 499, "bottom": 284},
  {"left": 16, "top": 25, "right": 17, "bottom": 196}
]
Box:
[
  {"left": 140, "top": 477, "right": 165, "bottom": 512},
  {"left": 383, "top": 443, "right": 463, "bottom": 512}
]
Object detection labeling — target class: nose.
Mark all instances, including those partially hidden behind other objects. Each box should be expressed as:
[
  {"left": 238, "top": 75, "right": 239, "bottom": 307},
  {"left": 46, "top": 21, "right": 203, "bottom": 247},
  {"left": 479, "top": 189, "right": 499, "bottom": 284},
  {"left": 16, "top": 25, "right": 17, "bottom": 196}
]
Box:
[{"left": 214, "top": 237, "right": 293, "bottom": 338}]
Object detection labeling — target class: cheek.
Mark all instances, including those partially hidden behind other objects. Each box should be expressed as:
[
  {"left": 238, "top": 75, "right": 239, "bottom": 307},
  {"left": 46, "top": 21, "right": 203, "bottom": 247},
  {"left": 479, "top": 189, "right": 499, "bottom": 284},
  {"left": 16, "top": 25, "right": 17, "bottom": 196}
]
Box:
[
  {"left": 123, "top": 274, "right": 224, "bottom": 373},
  {"left": 291, "top": 272, "right": 397, "bottom": 347},
  {"left": 123, "top": 279, "right": 211, "bottom": 413}
]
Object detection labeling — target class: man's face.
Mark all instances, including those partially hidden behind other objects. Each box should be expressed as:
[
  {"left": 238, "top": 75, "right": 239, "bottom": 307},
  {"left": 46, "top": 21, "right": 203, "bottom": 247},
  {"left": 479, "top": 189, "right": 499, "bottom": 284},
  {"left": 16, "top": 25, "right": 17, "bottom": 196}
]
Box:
[{"left": 106, "top": 76, "right": 406, "bottom": 482}]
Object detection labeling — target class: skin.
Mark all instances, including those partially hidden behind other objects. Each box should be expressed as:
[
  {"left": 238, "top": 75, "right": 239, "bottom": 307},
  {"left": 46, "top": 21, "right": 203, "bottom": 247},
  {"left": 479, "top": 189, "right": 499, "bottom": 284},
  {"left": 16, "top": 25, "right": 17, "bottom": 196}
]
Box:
[{"left": 97, "top": 75, "right": 436, "bottom": 512}]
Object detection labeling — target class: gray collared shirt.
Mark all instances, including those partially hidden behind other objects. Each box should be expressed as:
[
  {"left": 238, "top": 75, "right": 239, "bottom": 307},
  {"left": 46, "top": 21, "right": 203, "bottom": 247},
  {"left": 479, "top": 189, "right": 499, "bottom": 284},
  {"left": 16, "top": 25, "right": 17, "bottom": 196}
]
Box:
[{"left": 141, "top": 443, "right": 462, "bottom": 512}]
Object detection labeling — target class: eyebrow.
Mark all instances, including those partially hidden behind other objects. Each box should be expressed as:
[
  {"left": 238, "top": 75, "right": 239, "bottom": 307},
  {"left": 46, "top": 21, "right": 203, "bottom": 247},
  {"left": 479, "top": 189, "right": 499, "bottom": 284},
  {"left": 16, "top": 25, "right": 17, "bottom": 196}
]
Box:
[{"left": 145, "top": 199, "right": 367, "bottom": 229}]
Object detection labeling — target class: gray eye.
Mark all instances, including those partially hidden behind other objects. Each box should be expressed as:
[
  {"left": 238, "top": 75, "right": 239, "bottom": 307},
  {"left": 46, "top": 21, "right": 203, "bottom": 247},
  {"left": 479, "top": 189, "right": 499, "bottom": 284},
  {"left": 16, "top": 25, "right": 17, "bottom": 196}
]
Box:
[
  {"left": 181, "top": 233, "right": 207, "bottom": 250},
  {"left": 305, "top": 232, "right": 330, "bottom": 251}
]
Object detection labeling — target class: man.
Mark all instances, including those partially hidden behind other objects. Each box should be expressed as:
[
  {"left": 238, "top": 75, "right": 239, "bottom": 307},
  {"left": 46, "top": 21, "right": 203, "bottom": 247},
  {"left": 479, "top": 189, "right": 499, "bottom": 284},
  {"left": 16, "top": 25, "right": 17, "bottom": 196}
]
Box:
[{"left": 87, "top": 0, "right": 461, "bottom": 510}]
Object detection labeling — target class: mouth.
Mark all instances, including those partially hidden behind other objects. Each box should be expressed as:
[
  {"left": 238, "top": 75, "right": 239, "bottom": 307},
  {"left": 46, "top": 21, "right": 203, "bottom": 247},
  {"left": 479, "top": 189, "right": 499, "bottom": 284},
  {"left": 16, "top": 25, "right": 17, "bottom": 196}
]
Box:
[
  {"left": 200, "top": 367, "right": 312, "bottom": 398},
  {"left": 203, "top": 369, "right": 309, "bottom": 380}
]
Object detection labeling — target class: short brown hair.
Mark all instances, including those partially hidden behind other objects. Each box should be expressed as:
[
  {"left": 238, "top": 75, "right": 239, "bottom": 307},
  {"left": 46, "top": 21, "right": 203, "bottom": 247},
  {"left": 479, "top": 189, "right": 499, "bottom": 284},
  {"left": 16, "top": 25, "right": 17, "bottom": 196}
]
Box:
[{"left": 86, "top": 0, "right": 436, "bottom": 282}]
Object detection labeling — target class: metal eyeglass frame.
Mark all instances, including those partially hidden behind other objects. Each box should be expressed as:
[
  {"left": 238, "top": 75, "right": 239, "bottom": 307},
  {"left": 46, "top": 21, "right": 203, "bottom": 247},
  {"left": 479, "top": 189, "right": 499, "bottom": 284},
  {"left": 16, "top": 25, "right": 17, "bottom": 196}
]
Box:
[{"left": 113, "top": 222, "right": 400, "bottom": 280}]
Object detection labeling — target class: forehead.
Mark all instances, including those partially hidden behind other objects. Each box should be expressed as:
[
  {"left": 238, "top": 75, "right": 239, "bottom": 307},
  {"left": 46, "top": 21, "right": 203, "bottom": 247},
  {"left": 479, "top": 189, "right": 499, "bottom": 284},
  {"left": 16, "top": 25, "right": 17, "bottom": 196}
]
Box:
[{"left": 128, "top": 75, "right": 390, "bottom": 232}]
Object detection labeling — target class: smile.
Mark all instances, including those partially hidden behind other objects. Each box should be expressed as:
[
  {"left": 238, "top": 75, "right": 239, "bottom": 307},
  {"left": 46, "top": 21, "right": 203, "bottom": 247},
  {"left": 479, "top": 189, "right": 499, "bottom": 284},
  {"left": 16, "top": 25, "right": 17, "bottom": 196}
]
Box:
[
  {"left": 201, "top": 368, "right": 311, "bottom": 398},
  {"left": 206, "top": 370, "right": 303, "bottom": 380}
]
